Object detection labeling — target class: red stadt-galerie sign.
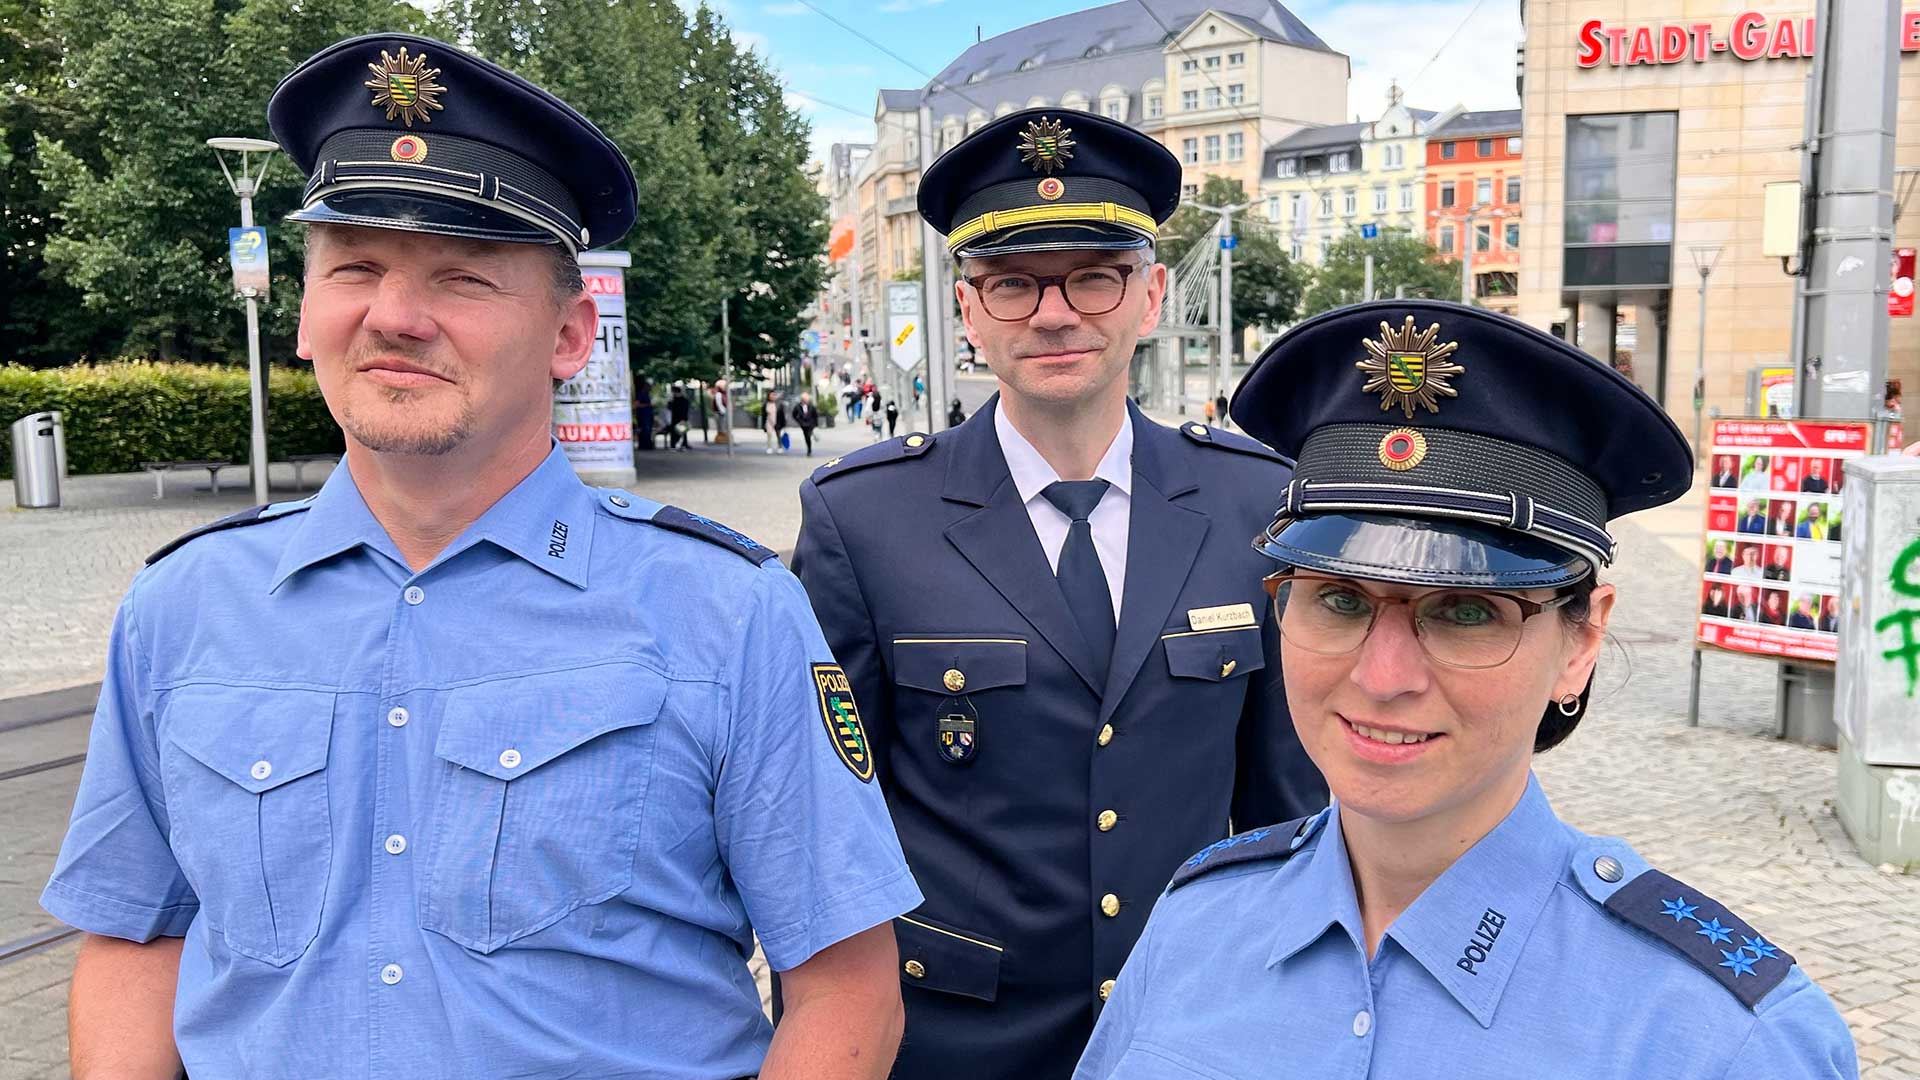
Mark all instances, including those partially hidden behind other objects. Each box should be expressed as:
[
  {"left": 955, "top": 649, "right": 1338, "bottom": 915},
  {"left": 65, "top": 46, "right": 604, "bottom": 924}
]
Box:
[{"left": 1577, "top": 11, "right": 1920, "bottom": 67}]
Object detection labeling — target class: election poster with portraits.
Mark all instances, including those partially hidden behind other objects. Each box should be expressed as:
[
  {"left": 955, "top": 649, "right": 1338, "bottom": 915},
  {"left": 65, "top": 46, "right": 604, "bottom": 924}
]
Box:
[{"left": 1699, "top": 419, "right": 1900, "bottom": 662}]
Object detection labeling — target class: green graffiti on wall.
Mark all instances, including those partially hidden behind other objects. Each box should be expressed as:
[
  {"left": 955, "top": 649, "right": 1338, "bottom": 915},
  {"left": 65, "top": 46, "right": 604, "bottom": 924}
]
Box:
[{"left": 1875, "top": 536, "right": 1920, "bottom": 696}]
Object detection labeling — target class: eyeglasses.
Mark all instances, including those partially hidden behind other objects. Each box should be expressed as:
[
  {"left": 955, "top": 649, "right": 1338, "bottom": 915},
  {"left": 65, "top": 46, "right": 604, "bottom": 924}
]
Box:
[
  {"left": 961, "top": 264, "right": 1137, "bottom": 322},
  {"left": 1263, "top": 571, "right": 1574, "bottom": 671}
]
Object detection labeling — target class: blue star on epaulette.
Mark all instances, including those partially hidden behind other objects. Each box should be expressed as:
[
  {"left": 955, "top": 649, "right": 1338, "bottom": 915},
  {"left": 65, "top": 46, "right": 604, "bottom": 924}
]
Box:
[
  {"left": 1741, "top": 935, "right": 1781, "bottom": 961},
  {"left": 1718, "top": 949, "right": 1759, "bottom": 977},
  {"left": 1660, "top": 897, "right": 1701, "bottom": 924},
  {"left": 1694, "top": 918, "right": 1734, "bottom": 945}
]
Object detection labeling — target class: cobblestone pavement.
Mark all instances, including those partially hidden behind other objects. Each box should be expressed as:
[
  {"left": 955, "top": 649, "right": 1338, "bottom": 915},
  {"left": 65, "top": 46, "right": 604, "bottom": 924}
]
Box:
[{"left": 2, "top": 381, "right": 1917, "bottom": 1077}]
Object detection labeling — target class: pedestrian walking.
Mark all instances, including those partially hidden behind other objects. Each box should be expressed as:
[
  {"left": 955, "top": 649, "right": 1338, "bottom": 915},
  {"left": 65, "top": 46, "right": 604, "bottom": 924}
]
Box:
[
  {"left": 868, "top": 396, "right": 885, "bottom": 442},
  {"left": 792, "top": 108, "right": 1324, "bottom": 1080},
  {"left": 762, "top": 389, "right": 783, "bottom": 454},
  {"left": 668, "top": 383, "right": 692, "bottom": 451},
  {"left": 635, "top": 377, "right": 654, "bottom": 451},
  {"left": 1202, "top": 397, "right": 1215, "bottom": 423},
  {"left": 1213, "top": 389, "right": 1230, "bottom": 430},
  {"left": 885, "top": 398, "right": 900, "bottom": 437},
  {"left": 948, "top": 397, "right": 967, "bottom": 427},
  {"left": 793, "top": 392, "right": 820, "bottom": 457},
  {"left": 41, "top": 33, "right": 918, "bottom": 1080},
  {"left": 1075, "top": 301, "right": 1855, "bottom": 1080}
]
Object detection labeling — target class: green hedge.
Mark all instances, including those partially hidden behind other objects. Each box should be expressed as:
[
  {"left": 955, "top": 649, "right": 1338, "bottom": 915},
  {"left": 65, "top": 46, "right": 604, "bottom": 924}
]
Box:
[{"left": 0, "top": 362, "right": 344, "bottom": 478}]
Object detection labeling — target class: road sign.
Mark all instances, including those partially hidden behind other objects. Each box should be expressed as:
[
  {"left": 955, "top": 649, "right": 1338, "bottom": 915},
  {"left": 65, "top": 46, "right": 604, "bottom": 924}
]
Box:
[
  {"left": 1360, "top": 223, "right": 1380, "bottom": 240},
  {"left": 228, "top": 227, "right": 269, "bottom": 298},
  {"left": 886, "top": 282, "right": 923, "bottom": 373},
  {"left": 801, "top": 329, "right": 821, "bottom": 354},
  {"left": 1219, "top": 235, "right": 1237, "bottom": 250}
]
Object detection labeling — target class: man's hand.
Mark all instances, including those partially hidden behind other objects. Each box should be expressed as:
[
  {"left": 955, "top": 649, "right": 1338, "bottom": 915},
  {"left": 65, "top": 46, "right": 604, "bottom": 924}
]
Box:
[
  {"left": 761, "top": 922, "right": 904, "bottom": 1080},
  {"left": 69, "top": 933, "right": 183, "bottom": 1080}
]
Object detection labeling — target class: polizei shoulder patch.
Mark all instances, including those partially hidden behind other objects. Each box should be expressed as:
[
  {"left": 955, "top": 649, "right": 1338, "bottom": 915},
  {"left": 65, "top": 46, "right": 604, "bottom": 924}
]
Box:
[
  {"left": 1603, "top": 868, "right": 1795, "bottom": 1010},
  {"left": 812, "top": 662, "right": 873, "bottom": 781}
]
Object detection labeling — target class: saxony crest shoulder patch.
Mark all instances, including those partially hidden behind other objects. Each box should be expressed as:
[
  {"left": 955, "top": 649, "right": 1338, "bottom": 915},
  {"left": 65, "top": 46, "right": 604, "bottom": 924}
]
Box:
[{"left": 812, "top": 663, "right": 874, "bottom": 782}]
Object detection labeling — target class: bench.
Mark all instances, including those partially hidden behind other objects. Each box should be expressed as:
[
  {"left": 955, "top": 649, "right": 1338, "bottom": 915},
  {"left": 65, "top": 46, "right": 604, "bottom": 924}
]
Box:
[
  {"left": 287, "top": 453, "right": 341, "bottom": 489},
  {"left": 141, "top": 460, "right": 233, "bottom": 500}
]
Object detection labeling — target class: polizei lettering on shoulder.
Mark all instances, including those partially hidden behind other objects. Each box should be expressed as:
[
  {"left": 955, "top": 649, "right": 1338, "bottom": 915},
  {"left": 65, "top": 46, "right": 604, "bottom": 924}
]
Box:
[{"left": 1455, "top": 908, "right": 1507, "bottom": 974}]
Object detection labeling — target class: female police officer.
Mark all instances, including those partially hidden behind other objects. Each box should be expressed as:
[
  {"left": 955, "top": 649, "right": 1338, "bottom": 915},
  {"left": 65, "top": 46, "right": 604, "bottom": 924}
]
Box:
[{"left": 1073, "top": 300, "right": 1858, "bottom": 1079}]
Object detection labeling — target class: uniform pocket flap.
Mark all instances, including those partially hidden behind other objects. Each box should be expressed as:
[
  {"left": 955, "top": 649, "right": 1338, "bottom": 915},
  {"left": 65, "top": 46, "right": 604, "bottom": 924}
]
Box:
[
  {"left": 164, "top": 685, "right": 336, "bottom": 794},
  {"left": 892, "top": 638, "right": 1028, "bottom": 694},
  {"left": 435, "top": 665, "right": 669, "bottom": 781},
  {"left": 1162, "top": 626, "right": 1266, "bottom": 683},
  {"left": 895, "top": 913, "right": 1003, "bottom": 1002}
]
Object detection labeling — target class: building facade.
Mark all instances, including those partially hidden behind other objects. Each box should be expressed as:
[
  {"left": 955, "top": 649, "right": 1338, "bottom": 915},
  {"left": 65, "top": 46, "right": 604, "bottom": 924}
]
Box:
[
  {"left": 1424, "top": 109, "right": 1523, "bottom": 314},
  {"left": 1516, "top": 0, "right": 1920, "bottom": 420},
  {"left": 851, "top": 90, "right": 922, "bottom": 366},
  {"left": 1260, "top": 88, "right": 1442, "bottom": 265}
]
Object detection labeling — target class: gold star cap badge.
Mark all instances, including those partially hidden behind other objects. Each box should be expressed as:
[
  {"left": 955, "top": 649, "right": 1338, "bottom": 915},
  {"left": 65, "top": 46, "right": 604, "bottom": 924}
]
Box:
[
  {"left": 365, "top": 46, "right": 446, "bottom": 128},
  {"left": 1356, "top": 316, "right": 1465, "bottom": 418},
  {"left": 1017, "top": 117, "right": 1076, "bottom": 175}
]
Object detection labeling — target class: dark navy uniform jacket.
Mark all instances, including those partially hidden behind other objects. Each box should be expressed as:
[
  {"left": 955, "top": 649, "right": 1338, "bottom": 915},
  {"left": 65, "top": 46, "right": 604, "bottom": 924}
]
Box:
[{"left": 793, "top": 397, "right": 1327, "bottom": 1080}]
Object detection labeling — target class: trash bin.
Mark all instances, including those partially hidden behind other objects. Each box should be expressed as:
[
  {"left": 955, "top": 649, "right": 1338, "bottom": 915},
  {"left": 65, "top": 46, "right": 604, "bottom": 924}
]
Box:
[{"left": 10, "top": 411, "right": 63, "bottom": 509}]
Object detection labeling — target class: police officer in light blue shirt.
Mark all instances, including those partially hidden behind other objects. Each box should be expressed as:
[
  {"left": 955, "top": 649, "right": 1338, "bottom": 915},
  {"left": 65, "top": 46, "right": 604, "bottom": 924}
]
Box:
[
  {"left": 1074, "top": 302, "right": 1858, "bottom": 1080},
  {"left": 42, "top": 33, "right": 920, "bottom": 1080}
]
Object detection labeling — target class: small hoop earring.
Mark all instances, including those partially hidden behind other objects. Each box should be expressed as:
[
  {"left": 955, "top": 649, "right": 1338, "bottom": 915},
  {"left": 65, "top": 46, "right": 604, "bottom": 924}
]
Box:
[{"left": 1555, "top": 694, "right": 1581, "bottom": 717}]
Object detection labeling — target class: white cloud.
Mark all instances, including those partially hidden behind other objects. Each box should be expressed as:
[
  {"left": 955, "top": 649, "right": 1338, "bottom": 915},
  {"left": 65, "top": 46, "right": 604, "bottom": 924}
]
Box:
[{"left": 1299, "top": 0, "right": 1522, "bottom": 117}]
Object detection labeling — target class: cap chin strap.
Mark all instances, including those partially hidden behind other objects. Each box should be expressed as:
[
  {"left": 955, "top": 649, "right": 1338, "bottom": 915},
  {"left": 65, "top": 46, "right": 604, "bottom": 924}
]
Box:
[{"left": 945, "top": 202, "right": 1155, "bottom": 253}]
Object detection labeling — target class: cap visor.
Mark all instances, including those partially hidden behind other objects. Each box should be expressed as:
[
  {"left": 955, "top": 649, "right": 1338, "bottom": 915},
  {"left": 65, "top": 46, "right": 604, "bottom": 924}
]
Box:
[
  {"left": 286, "top": 192, "right": 561, "bottom": 246},
  {"left": 1258, "top": 512, "right": 1592, "bottom": 590},
  {"left": 956, "top": 221, "right": 1150, "bottom": 258}
]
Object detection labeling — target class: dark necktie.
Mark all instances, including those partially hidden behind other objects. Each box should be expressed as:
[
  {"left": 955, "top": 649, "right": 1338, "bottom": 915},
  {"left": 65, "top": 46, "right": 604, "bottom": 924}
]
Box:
[{"left": 1043, "top": 479, "right": 1115, "bottom": 684}]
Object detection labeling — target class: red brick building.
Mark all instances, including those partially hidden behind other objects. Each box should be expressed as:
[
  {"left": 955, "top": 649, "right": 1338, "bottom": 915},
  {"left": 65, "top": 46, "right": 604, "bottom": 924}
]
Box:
[{"left": 1423, "top": 109, "right": 1522, "bottom": 313}]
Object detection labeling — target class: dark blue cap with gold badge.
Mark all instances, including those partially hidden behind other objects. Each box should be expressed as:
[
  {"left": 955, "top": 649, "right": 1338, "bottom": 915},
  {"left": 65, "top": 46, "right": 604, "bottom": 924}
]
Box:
[
  {"left": 917, "top": 107, "right": 1181, "bottom": 258},
  {"left": 267, "top": 33, "right": 636, "bottom": 252},
  {"left": 1231, "top": 300, "right": 1693, "bottom": 590}
]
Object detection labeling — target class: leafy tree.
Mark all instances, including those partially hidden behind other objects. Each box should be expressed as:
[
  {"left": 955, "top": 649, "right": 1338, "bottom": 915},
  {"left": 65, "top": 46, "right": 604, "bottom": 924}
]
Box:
[
  {"left": 1300, "top": 230, "right": 1461, "bottom": 316},
  {"left": 1158, "top": 174, "right": 1306, "bottom": 359},
  {"left": 29, "top": 0, "right": 424, "bottom": 362}
]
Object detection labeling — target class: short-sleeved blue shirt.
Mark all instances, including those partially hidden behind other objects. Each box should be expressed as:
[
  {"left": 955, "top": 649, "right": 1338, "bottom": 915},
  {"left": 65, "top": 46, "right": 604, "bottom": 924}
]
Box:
[
  {"left": 1075, "top": 775, "right": 1857, "bottom": 1080},
  {"left": 44, "top": 445, "right": 922, "bottom": 1079}
]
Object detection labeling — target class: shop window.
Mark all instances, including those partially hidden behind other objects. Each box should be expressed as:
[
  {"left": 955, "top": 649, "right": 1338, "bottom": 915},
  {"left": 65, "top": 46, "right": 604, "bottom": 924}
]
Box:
[{"left": 1564, "top": 112, "right": 1678, "bottom": 287}]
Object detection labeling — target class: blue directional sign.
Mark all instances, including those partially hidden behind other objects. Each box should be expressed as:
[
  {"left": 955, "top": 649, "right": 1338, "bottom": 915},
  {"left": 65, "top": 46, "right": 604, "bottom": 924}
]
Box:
[
  {"left": 1219, "top": 235, "right": 1237, "bottom": 250},
  {"left": 801, "top": 329, "right": 821, "bottom": 354},
  {"left": 1360, "top": 223, "right": 1380, "bottom": 240}
]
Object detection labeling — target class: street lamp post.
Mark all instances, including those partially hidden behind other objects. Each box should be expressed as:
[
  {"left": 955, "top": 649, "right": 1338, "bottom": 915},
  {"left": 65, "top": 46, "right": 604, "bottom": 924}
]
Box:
[
  {"left": 207, "top": 137, "right": 280, "bottom": 505},
  {"left": 1689, "top": 245, "right": 1724, "bottom": 459}
]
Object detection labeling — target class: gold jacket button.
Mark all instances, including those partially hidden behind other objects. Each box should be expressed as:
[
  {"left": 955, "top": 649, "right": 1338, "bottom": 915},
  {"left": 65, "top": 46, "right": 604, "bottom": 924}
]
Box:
[
  {"left": 1097, "top": 723, "right": 1114, "bottom": 747},
  {"left": 943, "top": 668, "right": 966, "bottom": 692},
  {"left": 1097, "top": 809, "right": 1118, "bottom": 832},
  {"left": 1100, "top": 893, "right": 1120, "bottom": 917},
  {"left": 904, "top": 959, "right": 926, "bottom": 979},
  {"left": 1098, "top": 978, "right": 1116, "bottom": 1001}
]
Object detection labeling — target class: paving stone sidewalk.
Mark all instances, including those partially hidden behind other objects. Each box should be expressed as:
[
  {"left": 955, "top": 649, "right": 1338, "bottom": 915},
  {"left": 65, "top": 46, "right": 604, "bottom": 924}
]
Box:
[{"left": 2, "top": 395, "right": 1917, "bottom": 1077}]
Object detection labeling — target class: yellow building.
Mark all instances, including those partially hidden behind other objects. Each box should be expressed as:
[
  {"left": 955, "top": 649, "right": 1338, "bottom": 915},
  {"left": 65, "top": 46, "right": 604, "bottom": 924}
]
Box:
[
  {"left": 852, "top": 89, "right": 923, "bottom": 360},
  {"left": 1259, "top": 90, "right": 1450, "bottom": 265},
  {"left": 1516, "top": 0, "right": 1920, "bottom": 420}
]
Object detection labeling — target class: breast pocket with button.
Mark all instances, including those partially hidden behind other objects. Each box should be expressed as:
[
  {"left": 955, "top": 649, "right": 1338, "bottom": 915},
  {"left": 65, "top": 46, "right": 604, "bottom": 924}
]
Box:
[
  {"left": 161, "top": 686, "right": 337, "bottom": 967},
  {"left": 1160, "top": 625, "right": 1266, "bottom": 684},
  {"left": 421, "top": 665, "right": 669, "bottom": 953}
]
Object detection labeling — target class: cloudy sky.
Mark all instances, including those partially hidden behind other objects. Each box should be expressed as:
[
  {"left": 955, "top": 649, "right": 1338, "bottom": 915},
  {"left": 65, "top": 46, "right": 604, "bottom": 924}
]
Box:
[{"left": 710, "top": 0, "right": 1525, "bottom": 163}]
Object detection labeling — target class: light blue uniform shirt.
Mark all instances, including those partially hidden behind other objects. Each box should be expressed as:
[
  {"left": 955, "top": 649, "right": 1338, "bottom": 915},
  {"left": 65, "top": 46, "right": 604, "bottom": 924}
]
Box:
[
  {"left": 1075, "top": 775, "right": 1857, "bottom": 1079},
  {"left": 44, "top": 445, "right": 922, "bottom": 1079}
]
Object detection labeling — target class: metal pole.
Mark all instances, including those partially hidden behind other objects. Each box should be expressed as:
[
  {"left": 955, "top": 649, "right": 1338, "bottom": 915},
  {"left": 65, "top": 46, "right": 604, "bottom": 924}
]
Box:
[
  {"left": 1694, "top": 266, "right": 1710, "bottom": 456},
  {"left": 917, "top": 101, "right": 953, "bottom": 431},
  {"left": 1687, "top": 647, "right": 1702, "bottom": 727},
  {"left": 1460, "top": 208, "right": 1475, "bottom": 306},
  {"left": 721, "top": 298, "right": 734, "bottom": 459},
  {"left": 1363, "top": 252, "right": 1375, "bottom": 303},
  {"left": 1217, "top": 208, "right": 1233, "bottom": 400},
  {"left": 239, "top": 189, "right": 269, "bottom": 505}
]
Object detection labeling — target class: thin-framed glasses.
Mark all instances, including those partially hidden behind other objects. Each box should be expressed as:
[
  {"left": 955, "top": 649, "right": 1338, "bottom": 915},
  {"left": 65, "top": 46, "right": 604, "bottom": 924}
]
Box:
[
  {"left": 961, "top": 264, "right": 1138, "bottom": 322},
  {"left": 1262, "top": 570, "right": 1574, "bottom": 671}
]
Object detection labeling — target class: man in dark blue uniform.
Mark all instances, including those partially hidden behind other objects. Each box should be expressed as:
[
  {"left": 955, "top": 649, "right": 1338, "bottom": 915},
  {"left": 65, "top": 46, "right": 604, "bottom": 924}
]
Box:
[{"left": 791, "top": 109, "right": 1326, "bottom": 1080}]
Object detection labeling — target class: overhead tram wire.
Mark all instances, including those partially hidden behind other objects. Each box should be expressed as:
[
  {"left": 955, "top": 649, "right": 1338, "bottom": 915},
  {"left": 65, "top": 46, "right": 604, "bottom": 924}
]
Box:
[
  {"left": 789, "top": 0, "right": 987, "bottom": 111},
  {"left": 1400, "top": 0, "right": 1497, "bottom": 98}
]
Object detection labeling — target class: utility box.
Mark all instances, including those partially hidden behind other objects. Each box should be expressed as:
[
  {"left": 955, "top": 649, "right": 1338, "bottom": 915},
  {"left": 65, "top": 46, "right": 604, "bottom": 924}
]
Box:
[{"left": 1833, "top": 455, "right": 1920, "bottom": 868}]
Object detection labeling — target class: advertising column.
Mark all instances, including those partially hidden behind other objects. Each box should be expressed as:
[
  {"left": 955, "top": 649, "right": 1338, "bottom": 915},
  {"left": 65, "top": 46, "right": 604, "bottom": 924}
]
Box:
[{"left": 554, "top": 250, "right": 637, "bottom": 486}]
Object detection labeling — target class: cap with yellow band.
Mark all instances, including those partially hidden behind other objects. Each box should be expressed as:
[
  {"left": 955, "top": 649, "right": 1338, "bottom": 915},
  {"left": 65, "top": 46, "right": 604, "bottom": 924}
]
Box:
[{"left": 918, "top": 107, "right": 1181, "bottom": 259}]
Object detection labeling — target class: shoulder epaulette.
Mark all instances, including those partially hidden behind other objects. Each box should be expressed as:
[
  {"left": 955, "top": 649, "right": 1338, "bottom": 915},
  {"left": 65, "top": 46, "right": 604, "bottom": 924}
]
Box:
[
  {"left": 810, "top": 432, "right": 935, "bottom": 483},
  {"left": 645, "top": 504, "right": 779, "bottom": 566},
  {"left": 1177, "top": 421, "right": 1289, "bottom": 466},
  {"left": 1168, "top": 810, "right": 1322, "bottom": 891},
  {"left": 1601, "top": 867, "right": 1795, "bottom": 1010},
  {"left": 144, "top": 500, "right": 310, "bottom": 566}
]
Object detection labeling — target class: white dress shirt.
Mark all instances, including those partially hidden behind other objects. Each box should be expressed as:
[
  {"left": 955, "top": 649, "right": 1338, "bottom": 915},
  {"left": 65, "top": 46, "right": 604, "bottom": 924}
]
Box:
[{"left": 995, "top": 405, "right": 1132, "bottom": 623}]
